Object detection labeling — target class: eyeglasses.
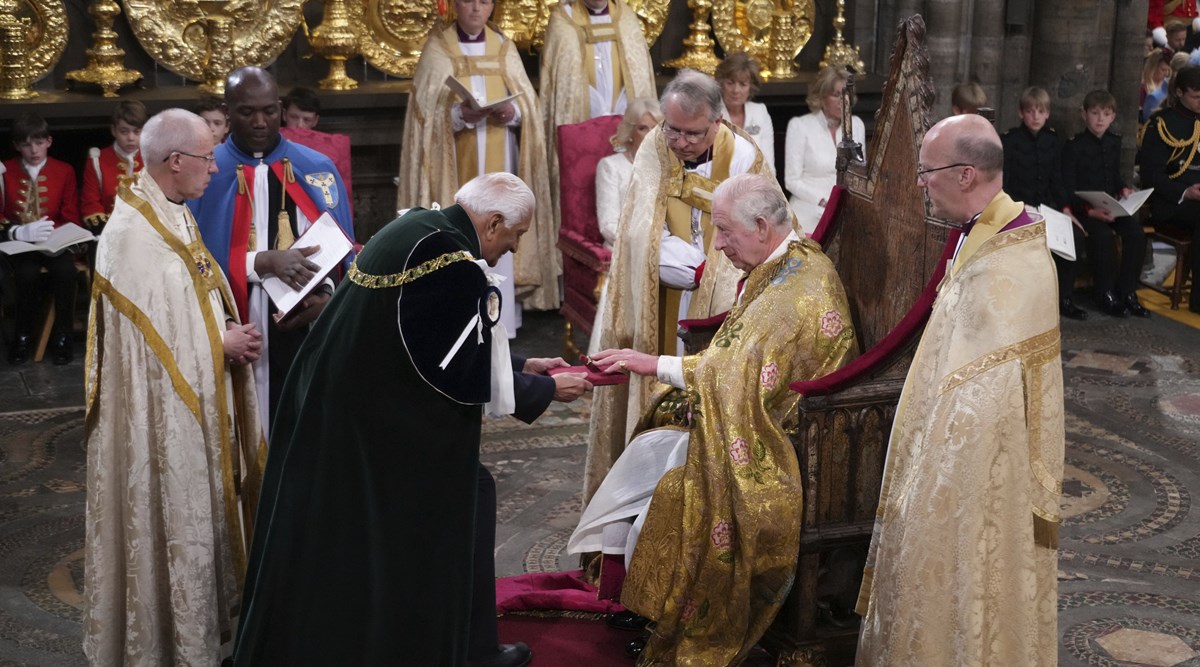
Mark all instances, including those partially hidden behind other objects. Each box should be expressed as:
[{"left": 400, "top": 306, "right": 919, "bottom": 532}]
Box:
[
  {"left": 916, "top": 162, "right": 972, "bottom": 181},
  {"left": 165, "top": 150, "right": 216, "bottom": 163},
  {"left": 661, "top": 122, "right": 711, "bottom": 145}
]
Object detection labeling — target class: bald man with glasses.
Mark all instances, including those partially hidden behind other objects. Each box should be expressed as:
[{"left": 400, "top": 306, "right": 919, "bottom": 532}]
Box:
[{"left": 583, "top": 69, "right": 787, "bottom": 504}]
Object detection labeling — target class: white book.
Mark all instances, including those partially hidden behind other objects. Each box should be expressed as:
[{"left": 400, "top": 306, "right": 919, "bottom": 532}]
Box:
[
  {"left": 0, "top": 222, "right": 95, "bottom": 256},
  {"left": 1038, "top": 205, "right": 1077, "bottom": 262},
  {"left": 444, "top": 75, "right": 519, "bottom": 112},
  {"left": 262, "top": 212, "right": 353, "bottom": 317},
  {"left": 1075, "top": 188, "right": 1153, "bottom": 218}
]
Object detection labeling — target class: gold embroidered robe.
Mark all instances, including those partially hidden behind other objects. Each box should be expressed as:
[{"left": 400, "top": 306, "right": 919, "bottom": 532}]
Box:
[
  {"left": 83, "top": 174, "right": 263, "bottom": 666},
  {"left": 584, "top": 122, "right": 777, "bottom": 502},
  {"left": 540, "top": 0, "right": 656, "bottom": 244},
  {"left": 397, "top": 21, "right": 559, "bottom": 309},
  {"left": 855, "top": 192, "right": 1064, "bottom": 667},
  {"left": 622, "top": 238, "right": 858, "bottom": 665}
]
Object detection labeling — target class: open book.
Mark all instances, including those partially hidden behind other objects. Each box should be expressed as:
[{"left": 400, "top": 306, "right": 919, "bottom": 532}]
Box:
[
  {"left": 1076, "top": 188, "right": 1153, "bottom": 218},
  {"left": 262, "top": 212, "right": 353, "bottom": 317},
  {"left": 444, "top": 75, "right": 519, "bottom": 112},
  {"left": 1038, "top": 205, "right": 1077, "bottom": 262},
  {"left": 0, "top": 222, "right": 95, "bottom": 256}
]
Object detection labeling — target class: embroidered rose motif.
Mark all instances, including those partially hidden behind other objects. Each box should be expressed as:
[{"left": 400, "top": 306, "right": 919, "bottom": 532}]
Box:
[
  {"left": 759, "top": 362, "right": 780, "bottom": 391},
  {"left": 728, "top": 437, "right": 750, "bottom": 465},
  {"left": 819, "top": 310, "right": 846, "bottom": 338},
  {"left": 710, "top": 520, "right": 733, "bottom": 550},
  {"left": 681, "top": 598, "right": 699, "bottom": 623}
]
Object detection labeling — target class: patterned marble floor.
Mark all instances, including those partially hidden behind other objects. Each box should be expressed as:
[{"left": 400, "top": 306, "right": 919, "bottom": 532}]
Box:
[{"left": 0, "top": 311, "right": 1197, "bottom": 665}]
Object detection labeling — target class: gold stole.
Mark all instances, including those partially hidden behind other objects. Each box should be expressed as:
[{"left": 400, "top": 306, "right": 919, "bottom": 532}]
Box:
[
  {"left": 449, "top": 26, "right": 509, "bottom": 186},
  {"left": 657, "top": 125, "right": 734, "bottom": 354},
  {"left": 571, "top": 1, "right": 627, "bottom": 109}
]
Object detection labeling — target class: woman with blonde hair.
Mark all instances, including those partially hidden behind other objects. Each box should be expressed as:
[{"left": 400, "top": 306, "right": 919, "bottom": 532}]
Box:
[
  {"left": 595, "top": 97, "right": 662, "bottom": 246},
  {"left": 784, "top": 66, "right": 865, "bottom": 234},
  {"left": 1142, "top": 48, "right": 1172, "bottom": 120},
  {"left": 715, "top": 52, "right": 775, "bottom": 174}
]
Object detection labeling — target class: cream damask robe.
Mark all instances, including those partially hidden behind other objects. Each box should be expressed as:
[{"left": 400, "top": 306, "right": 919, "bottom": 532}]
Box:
[
  {"left": 855, "top": 192, "right": 1064, "bottom": 667},
  {"left": 573, "top": 236, "right": 857, "bottom": 665},
  {"left": 584, "top": 122, "right": 779, "bottom": 502},
  {"left": 398, "top": 21, "right": 559, "bottom": 311},
  {"left": 83, "top": 174, "right": 263, "bottom": 666},
  {"left": 540, "top": 0, "right": 655, "bottom": 247}
]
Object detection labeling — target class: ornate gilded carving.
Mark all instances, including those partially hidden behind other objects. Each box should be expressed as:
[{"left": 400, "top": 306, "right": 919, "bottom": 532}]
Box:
[
  {"left": 820, "top": 0, "right": 863, "bottom": 73},
  {"left": 492, "top": 0, "right": 550, "bottom": 49},
  {"left": 625, "top": 0, "right": 669, "bottom": 47},
  {"left": 354, "top": 0, "right": 441, "bottom": 78},
  {"left": 711, "top": 0, "right": 814, "bottom": 79},
  {"left": 0, "top": 0, "right": 67, "bottom": 99},
  {"left": 66, "top": 0, "right": 142, "bottom": 97},
  {"left": 310, "top": 0, "right": 360, "bottom": 90},
  {"left": 123, "top": 0, "right": 304, "bottom": 88},
  {"left": 663, "top": 0, "right": 721, "bottom": 75}
]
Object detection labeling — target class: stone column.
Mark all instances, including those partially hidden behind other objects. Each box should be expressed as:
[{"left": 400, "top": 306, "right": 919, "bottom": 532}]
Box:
[
  {"left": 926, "top": 0, "right": 964, "bottom": 118},
  {"left": 970, "top": 0, "right": 1005, "bottom": 113},
  {"left": 1029, "top": 0, "right": 1117, "bottom": 138},
  {"left": 1113, "top": 0, "right": 1150, "bottom": 176}
]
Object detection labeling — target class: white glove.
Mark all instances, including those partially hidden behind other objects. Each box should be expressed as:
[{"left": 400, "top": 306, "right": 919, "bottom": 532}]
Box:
[{"left": 12, "top": 218, "right": 53, "bottom": 243}]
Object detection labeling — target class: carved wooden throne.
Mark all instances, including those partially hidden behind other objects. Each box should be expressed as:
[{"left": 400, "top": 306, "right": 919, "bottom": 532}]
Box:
[{"left": 761, "top": 16, "right": 960, "bottom": 666}]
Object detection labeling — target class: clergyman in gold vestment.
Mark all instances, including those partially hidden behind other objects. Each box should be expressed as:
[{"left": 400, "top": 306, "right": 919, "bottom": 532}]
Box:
[
  {"left": 397, "top": 0, "right": 559, "bottom": 319},
  {"left": 571, "top": 174, "right": 857, "bottom": 665},
  {"left": 83, "top": 109, "right": 264, "bottom": 665},
  {"left": 539, "top": 0, "right": 656, "bottom": 243},
  {"left": 855, "top": 114, "right": 1064, "bottom": 666},
  {"left": 584, "top": 70, "right": 782, "bottom": 504}
]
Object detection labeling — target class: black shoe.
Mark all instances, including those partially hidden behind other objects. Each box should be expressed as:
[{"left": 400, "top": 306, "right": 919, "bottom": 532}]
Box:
[
  {"left": 1060, "top": 297, "right": 1088, "bottom": 320},
  {"left": 51, "top": 333, "right": 73, "bottom": 366},
  {"left": 7, "top": 334, "right": 31, "bottom": 365},
  {"left": 607, "top": 610, "right": 651, "bottom": 632},
  {"left": 468, "top": 643, "right": 531, "bottom": 667},
  {"left": 625, "top": 636, "right": 647, "bottom": 659},
  {"left": 1098, "top": 291, "right": 1128, "bottom": 317},
  {"left": 1123, "top": 293, "right": 1151, "bottom": 318}
]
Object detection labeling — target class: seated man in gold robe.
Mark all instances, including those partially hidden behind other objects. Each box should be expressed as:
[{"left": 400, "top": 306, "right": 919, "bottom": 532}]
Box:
[
  {"left": 398, "top": 0, "right": 559, "bottom": 332},
  {"left": 570, "top": 174, "right": 858, "bottom": 665},
  {"left": 584, "top": 69, "right": 780, "bottom": 503}
]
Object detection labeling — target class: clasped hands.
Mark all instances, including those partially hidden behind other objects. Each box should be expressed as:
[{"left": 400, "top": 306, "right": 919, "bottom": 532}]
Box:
[{"left": 223, "top": 321, "right": 262, "bottom": 366}]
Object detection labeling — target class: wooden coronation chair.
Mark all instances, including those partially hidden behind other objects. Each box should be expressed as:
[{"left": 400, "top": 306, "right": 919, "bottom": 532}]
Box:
[
  {"left": 760, "top": 17, "right": 958, "bottom": 666},
  {"left": 556, "top": 114, "right": 623, "bottom": 355}
]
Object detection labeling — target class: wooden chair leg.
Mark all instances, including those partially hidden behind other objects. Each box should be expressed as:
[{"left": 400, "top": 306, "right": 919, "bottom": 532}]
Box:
[
  {"left": 34, "top": 299, "right": 55, "bottom": 362},
  {"left": 563, "top": 320, "right": 580, "bottom": 360}
]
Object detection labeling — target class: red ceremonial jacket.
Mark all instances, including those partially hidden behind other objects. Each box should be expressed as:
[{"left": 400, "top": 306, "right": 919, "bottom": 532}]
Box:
[
  {"left": 81, "top": 144, "right": 143, "bottom": 226},
  {"left": 1, "top": 158, "right": 80, "bottom": 234}
]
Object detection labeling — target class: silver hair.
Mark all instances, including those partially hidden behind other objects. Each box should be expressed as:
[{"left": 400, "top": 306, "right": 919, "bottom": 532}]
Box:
[
  {"left": 454, "top": 172, "right": 535, "bottom": 228},
  {"left": 141, "top": 108, "right": 210, "bottom": 164},
  {"left": 713, "top": 173, "right": 790, "bottom": 231},
  {"left": 661, "top": 69, "right": 724, "bottom": 121}
]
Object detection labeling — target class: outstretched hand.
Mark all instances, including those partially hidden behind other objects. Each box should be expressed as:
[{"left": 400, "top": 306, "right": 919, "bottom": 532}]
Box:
[{"left": 589, "top": 348, "right": 659, "bottom": 377}]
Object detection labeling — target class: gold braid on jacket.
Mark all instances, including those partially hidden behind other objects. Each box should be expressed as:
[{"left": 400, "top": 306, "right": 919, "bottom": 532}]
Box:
[{"left": 1155, "top": 115, "right": 1200, "bottom": 178}]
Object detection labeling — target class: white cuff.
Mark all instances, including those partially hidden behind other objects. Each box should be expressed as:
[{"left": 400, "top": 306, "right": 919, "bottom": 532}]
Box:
[
  {"left": 655, "top": 355, "right": 685, "bottom": 389},
  {"left": 451, "top": 103, "right": 471, "bottom": 132},
  {"left": 659, "top": 232, "right": 706, "bottom": 290},
  {"left": 246, "top": 251, "right": 261, "bottom": 283}
]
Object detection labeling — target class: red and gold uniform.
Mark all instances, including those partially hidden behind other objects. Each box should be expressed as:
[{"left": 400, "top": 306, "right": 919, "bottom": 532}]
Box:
[
  {"left": 80, "top": 145, "right": 143, "bottom": 228},
  {"left": 1, "top": 157, "right": 80, "bottom": 230},
  {"left": 1149, "top": 0, "right": 1200, "bottom": 43}
]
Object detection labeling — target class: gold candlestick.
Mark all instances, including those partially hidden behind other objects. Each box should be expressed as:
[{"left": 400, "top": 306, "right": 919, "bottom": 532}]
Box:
[
  {"left": 663, "top": 0, "right": 722, "bottom": 75},
  {"left": 66, "top": 0, "right": 142, "bottom": 97},
  {"left": 820, "top": 0, "right": 864, "bottom": 72},
  {"left": 0, "top": 0, "right": 36, "bottom": 100},
  {"left": 310, "top": 0, "right": 359, "bottom": 90},
  {"left": 197, "top": 0, "right": 235, "bottom": 95}
]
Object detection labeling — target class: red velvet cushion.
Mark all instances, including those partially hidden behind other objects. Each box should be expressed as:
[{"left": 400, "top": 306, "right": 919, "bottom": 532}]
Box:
[
  {"left": 557, "top": 115, "right": 623, "bottom": 247},
  {"left": 280, "top": 126, "right": 354, "bottom": 218},
  {"left": 789, "top": 227, "right": 962, "bottom": 397}
]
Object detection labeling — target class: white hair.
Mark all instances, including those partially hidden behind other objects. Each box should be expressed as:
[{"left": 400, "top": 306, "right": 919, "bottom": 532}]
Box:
[
  {"left": 454, "top": 172, "right": 535, "bottom": 227},
  {"left": 141, "top": 108, "right": 210, "bottom": 164},
  {"left": 713, "top": 173, "right": 790, "bottom": 231},
  {"left": 661, "top": 69, "right": 724, "bottom": 121}
]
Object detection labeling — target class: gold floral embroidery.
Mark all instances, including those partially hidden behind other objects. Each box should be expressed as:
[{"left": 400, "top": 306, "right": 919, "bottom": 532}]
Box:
[{"left": 347, "top": 250, "right": 475, "bottom": 289}]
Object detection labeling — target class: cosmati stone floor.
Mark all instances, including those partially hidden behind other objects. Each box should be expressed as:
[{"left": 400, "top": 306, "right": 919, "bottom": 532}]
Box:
[{"left": 0, "top": 310, "right": 1198, "bottom": 666}]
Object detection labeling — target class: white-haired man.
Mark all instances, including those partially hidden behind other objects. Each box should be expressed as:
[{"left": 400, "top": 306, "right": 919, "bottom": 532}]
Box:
[
  {"left": 83, "top": 108, "right": 264, "bottom": 665},
  {"left": 585, "top": 69, "right": 784, "bottom": 504},
  {"left": 234, "top": 173, "right": 583, "bottom": 666},
  {"left": 570, "top": 173, "right": 857, "bottom": 664}
]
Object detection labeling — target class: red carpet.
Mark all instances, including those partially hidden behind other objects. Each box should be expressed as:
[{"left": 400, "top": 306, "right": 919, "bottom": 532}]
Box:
[{"left": 497, "top": 614, "right": 634, "bottom": 666}]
